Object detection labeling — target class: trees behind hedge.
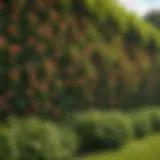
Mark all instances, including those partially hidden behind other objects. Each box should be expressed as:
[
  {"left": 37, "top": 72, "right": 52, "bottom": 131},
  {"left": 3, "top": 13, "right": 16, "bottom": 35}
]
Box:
[
  {"left": 0, "top": 0, "right": 160, "bottom": 118},
  {"left": 144, "top": 9, "right": 160, "bottom": 30}
]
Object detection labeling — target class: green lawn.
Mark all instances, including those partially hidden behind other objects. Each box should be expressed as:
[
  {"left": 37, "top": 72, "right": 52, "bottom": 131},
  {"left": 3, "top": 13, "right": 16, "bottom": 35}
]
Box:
[{"left": 84, "top": 134, "right": 160, "bottom": 160}]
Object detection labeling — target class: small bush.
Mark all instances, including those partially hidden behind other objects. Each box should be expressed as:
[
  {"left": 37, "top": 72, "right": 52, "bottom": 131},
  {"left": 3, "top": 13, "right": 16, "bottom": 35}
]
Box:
[
  {"left": 132, "top": 110, "right": 153, "bottom": 138},
  {"left": 17, "top": 118, "right": 66, "bottom": 160},
  {"left": 58, "top": 126, "right": 79, "bottom": 159},
  {"left": 71, "top": 111, "right": 104, "bottom": 152},
  {"left": 0, "top": 126, "right": 19, "bottom": 160},
  {"left": 100, "top": 112, "right": 133, "bottom": 149},
  {"left": 71, "top": 111, "right": 133, "bottom": 152},
  {"left": 0, "top": 117, "right": 78, "bottom": 160},
  {"left": 143, "top": 108, "right": 160, "bottom": 132}
]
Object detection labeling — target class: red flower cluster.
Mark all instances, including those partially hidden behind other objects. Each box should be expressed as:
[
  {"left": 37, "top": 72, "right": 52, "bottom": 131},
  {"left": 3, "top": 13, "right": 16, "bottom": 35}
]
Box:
[
  {"left": 9, "top": 44, "right": 21, "bottom": 55},
  {"left": 0, "top": 37, "right": 5, "bottom": 47},
  {"left": 9, "top": 69, "right": 20, "bottom": 81}
]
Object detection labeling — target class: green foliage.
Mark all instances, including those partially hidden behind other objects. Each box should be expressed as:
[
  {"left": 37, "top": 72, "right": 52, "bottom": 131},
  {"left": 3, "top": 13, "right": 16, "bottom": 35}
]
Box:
[
  {"left": 144, "top": 9, "right": 160, "bottom": 30},
  {"left": 0, "top": 117, "right": 78, "bottom": 160},
  {"left": 142, "top": 108, "right": 160, "bottom": 132},
  {"left": 131, "top": 108, "right": 160, "bottom": 139},
  {"left": 0, "top": 0, "right": 160, "bottom": 118},
  {"left": 70, "top": 108, "right": 160, "bottom": 153},
  {"left": 132, "top": 110, "right": 153, "bottom": 138},
  {"left": 84, "top": 135, "right": 160, "bottom": 160},
  {"left": 0, "top": 126, "right": 19, "bottom": 160},
  {"left": 71, "top": 111, "right": 133, "bottom": 151},
  {"left": 0, "top": 108, "right": 159, "bottom": 159}
]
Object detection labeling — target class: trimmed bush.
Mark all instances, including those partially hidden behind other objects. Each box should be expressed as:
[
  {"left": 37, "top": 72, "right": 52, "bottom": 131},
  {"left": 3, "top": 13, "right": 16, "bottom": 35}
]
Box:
[
  {"left": 131, "top": 108, "right": 160, "bottom": 138},
  {"left": 0, "top": 117, "right": 78, "bottom": 160},
  {"left": 1, "top": 0, "right": 160, "bottom": 119},
  {"left": 0, "top": 126, "right": 19, "bottom": 160},
  {"left": 150, "top": 110, "right": 160, "bottom": 132},
  {"left": 132, "top": 110, "right": 153, "bottom": 138},
  {"left": 0, "top": 108, "right": 159, "bottom": 158},
  {"left": 58, "top": 126, "right": 79, "bottom": 159},
  {"left": 71, "top": 111, "right": 133, "bottom": 152},
  {"left": 71, "top": 111, "right": 104, "bottom": 152},
  {"left": 99, "top": 112, "right": 133, "bottom": 149},
  {"left": 143, "top": 108, "right": 160, "bottom": 132}
]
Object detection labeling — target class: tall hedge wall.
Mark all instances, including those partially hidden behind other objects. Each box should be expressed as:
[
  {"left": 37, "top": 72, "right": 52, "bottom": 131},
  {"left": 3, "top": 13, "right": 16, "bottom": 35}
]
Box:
[{"left": 0, "top": 0, "right": 160, "bottom": 119}]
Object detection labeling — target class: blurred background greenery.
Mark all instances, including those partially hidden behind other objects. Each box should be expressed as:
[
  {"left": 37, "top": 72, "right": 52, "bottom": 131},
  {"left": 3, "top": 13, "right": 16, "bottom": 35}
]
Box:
[{"left": 0, "top": 0, "right": 160, "bottom": 159}]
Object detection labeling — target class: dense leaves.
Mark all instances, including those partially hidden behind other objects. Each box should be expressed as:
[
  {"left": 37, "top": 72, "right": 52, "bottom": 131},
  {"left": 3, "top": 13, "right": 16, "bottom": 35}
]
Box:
[
  {"left": 70, "top": 108, "right": 160, "bottom": 153},
  {"left": 144, "top": 9, "right": 160, "bottom": 30},
  {"left": 71, "top": 111, "right": 133, "bottom": 152},
  {"left": 0, "top": 108, "right": 159, "bottom": 159},
  {"left": 0, "top": 117, "right": 78, "bottom": 160},
  {"left": 0, "top": 0, "right": 160, "bottom": 118}
]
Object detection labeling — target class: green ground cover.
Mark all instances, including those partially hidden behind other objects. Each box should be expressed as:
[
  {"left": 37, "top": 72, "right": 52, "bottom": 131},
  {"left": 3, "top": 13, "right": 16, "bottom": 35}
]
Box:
[{"left": 84, "top": 134, "right": 160, "bottom": 160}]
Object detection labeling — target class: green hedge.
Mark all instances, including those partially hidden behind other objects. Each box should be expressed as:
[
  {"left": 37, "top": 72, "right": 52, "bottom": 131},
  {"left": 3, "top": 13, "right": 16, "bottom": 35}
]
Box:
[
  {"left": 70, "top": 108, "right": 160, "bottom": 153},
  {"left": 0, "top": 0, "right": 160, "bottom": 118},
  {"left": 132, "top": 111, "right": 153, "bottom": 138},
  {"left": 71, "top": 111, "right": 133, "bottom": 151},
  {"left": 0, "top": 108, "right": 159, "bottom": 158},
  {"left": 132, "top": 108, "right": 160, "bottom": 138},
  {"left": 0, "top": 117, "right": 78, "bottom": 160}
]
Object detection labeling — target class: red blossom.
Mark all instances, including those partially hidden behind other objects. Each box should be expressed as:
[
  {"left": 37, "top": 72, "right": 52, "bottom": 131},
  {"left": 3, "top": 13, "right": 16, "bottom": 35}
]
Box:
[
  {"left": 52, "top": 108, "right": 62, "bottom": 118},
  {"left": 46, "top": 31, "right": 53, "bottom": 38},
  {"left": 0, "top": 1, "right": 4, "bottom": 11},
  {"left": 46, "top": 102, "right": 52, "bottom": 109},
  {"left": 0, "top": 96, "right": 5, "bottom": 104},
  {"left": 8, "top": 26, "right": 16, "bottom": 34},
  {"left": 59, "top": 21, "right": 67, "bottom": 31},
  {"left": 28, "top": 37, "right": 36, "bottom": 45},
  {"left": 51, "top": 10, "right": 59, "bottom": 20},
  {"left": 0, "top": 37, "right": 5, "bottom": 46},
  {"left": 9, "top": 44, "right": 21, "bottom": 55},
  {"left": 37, "top": 43, "right": 46, "bottom": 53},
  {"left": 66, "top": 67, "right": 75, "bottom": 75},
  {"left": 9, "top": 69, "right": 20, "bottom": 81}
]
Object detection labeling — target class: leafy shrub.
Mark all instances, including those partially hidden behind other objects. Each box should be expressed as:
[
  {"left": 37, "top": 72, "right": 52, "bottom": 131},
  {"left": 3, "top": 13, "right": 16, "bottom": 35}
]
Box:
[
  {"left": 71, "top": 111, "right": 133, "bottom": 152},
  {"left": 143, "top": 108, "right": 160, "bottom": 132},
  {"left": 17, "top": 118, "right": 66, "bottom": 160},
  {"left": 0, "top": 126, "right": 19, "bottom": 160},
  {"left": 0, "top": 117, "right": 78, "bottom": 160},
  {"left": 132, "top": 110, "right": 153, "bottom": 138},
  {"left": 71, "top": 111, "right": 104, "bottom": 152},
  {"left": 0, "top": 0, "right": 160, "bottom": 119},
  {"left": 99, "top": 112, "right": 133, "bottom": 149},
  {"left": 58, "top": 126, "right": 79, "bottom": 159}
]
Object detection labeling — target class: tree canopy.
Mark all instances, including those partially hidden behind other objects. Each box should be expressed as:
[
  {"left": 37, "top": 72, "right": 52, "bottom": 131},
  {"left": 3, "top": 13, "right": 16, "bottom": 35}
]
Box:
[{"left": 144, "top": 9, "right": 160, "bottom": 30}]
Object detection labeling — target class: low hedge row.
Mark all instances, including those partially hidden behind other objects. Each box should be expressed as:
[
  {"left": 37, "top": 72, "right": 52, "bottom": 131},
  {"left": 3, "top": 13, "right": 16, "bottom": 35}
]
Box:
[
  {"left": 0, "top": 117, "right": 78, "bottom": 160},
  {"left": 132, "top": 108, "right": 160, "bottom": 138},
  {"left": 0, "top": 108, "right": 159, "bottom": 159},
  {"left": 70, "top": 108, "right": 160, "bottom": 153}
]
